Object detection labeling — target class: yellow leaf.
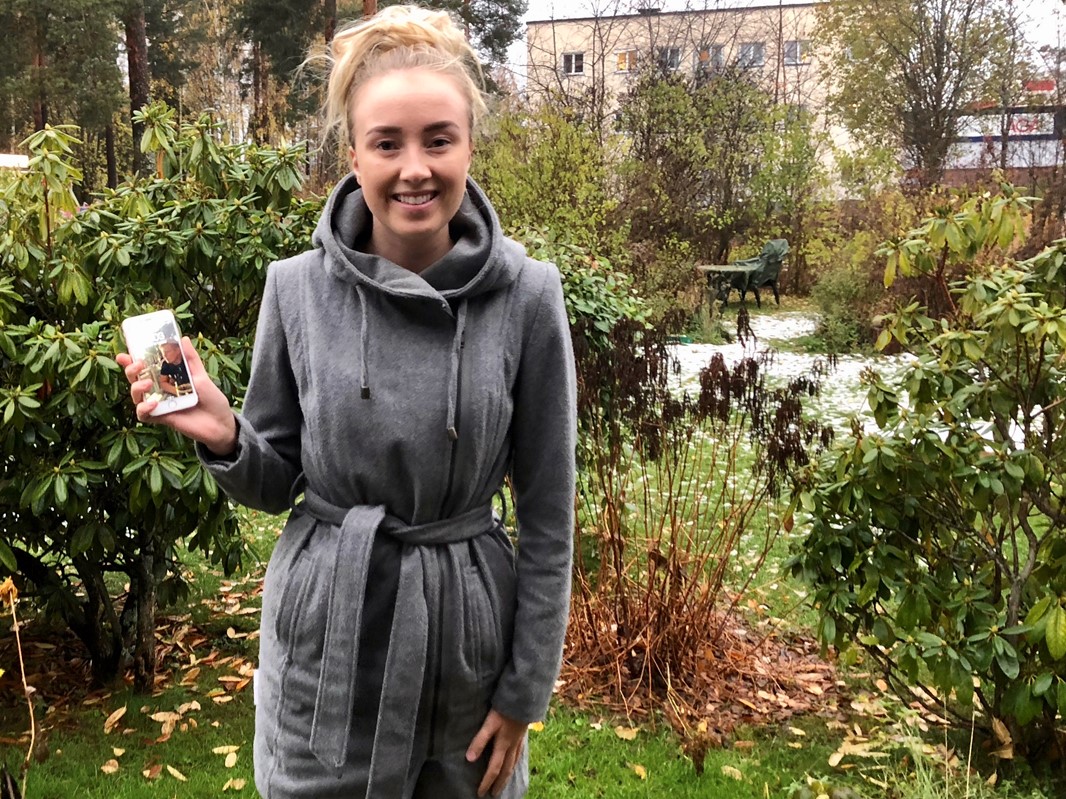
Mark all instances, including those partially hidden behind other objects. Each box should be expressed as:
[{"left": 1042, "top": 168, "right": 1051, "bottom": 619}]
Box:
[
  {"left": 0, "top": 577, "right": 17, "bottom": 606},
  {"left": 629, "top": 763, "right": 647, "bottom": 780},
  {"left": 112, "top": 747, "right": 125, "bottom": 757},
  {"left": 225, "top": 752, "right": 238, "bottom": 768},
  {"left": 991, "top": 717, "right": 1012, "bottom": 747},
  {"left": 103, "top": 706, "right": 127, "bottom": 735},
  {"left": 828, "top": 751, "right": 845, "bottom": 768},
  {"left": 101, "top": 759, "right": 120, "bottom": 774},
  {"left": 613, "top": 725, "right": 638, "bottom": 741},
  {"left": 721, "top": 765, "right": 744, "bottom": 781},
  {"left": 166, "top": 765, "right": 188, "bottom": 782},
  {"left": 213, "top": 745, "right": 240, "bottom": 755},
  {"left": 788, "top": 727, "right": 806, "bottom": 736},
  {"left": 528, "top": 722, "right": 545, "bottom": 732},
  {"left": 223, "top": 778, "right": 247, "bottom": 791}
]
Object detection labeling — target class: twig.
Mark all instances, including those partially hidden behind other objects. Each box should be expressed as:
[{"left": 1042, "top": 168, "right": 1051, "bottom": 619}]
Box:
[{"left": 0, "top": 578, "right": 35, "bottom": 799}]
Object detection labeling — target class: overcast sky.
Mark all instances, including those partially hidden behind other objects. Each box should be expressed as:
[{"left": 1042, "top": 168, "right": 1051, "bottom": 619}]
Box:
[{"left": 507, "top": 0, "right": 1065, "bottom": 75}]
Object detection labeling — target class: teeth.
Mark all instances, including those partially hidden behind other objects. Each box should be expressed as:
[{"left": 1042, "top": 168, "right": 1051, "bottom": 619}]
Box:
[{"left": 397, "top": 193, "right": 433, "bottom": 206}]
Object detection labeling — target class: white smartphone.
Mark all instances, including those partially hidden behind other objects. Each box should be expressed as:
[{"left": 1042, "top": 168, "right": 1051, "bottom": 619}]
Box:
[{"left": 121, "top": 309, "right": 199, "bottom": 416}]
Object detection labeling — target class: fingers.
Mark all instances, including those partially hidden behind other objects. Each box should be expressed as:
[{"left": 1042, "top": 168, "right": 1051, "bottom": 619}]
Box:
[
  {"left": 478, "top": 743, "right": 505, "bottom": 797},
  {"left": 180, "top": 335, "right": 206, "bottom": 375},
  {"left": 491, "top": 745, "right": 520, "bottom": 797},
  {"left": 469, "top": 711, "right": 527, "bottom": 798},
  {"left": 466, "top": 715, "right": 497, "bottom": 765}
]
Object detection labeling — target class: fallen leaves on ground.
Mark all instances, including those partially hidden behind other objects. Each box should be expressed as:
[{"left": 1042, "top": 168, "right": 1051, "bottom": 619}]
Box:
[
  {"left": 613, "top": 725, "right": 639, "bottom": 741},
  {"left": 0, "top": 573, "right": 265, "bottom": 782},
  {"left": 102, "top": 706, "right": 126, "bottom": 735},
  {"left": 721, "top": 764, "right": 744, "bottom": 781},
  {"left": 628, "top": 762, "right": 647, "bottom": 779}
]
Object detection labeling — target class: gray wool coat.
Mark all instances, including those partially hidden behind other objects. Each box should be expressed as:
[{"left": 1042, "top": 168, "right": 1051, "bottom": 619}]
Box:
[{"left": 199, "top": 176, "right": 577, "bottom": 799}]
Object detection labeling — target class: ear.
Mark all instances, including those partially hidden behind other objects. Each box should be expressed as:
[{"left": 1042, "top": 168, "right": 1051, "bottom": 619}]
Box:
[{"left": 348, "top": 145, "right": 360, "bottom": 183}]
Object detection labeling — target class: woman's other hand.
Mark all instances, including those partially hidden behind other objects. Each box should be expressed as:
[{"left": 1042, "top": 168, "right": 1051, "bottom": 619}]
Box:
[
  {"left": 116, "top": 336, "right": 238, "bottom": 457},
  {"left": 466, "top": 708, "right": 527, "bottom": 797}
]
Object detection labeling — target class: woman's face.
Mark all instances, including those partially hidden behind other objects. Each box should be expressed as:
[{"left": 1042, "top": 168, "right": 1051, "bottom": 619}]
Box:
[{"left": 348, "top": 68, "right": 473, "bottom": 271}]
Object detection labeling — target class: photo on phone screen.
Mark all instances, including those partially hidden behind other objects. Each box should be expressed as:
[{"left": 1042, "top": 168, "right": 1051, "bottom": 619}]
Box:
[{"left": 121, "top": 310, "right": 199, "bottom": 416}]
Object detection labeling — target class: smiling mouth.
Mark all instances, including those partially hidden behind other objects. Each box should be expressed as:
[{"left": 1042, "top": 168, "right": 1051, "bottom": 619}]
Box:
[{"left": 394, "top": 192, "right": 437, "bottom": 206}]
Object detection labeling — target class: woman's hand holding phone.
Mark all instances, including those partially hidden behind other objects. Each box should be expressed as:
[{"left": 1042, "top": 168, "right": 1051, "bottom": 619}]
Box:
[{"left": 117, "top": 336, "right": 239, "bottom": 457}]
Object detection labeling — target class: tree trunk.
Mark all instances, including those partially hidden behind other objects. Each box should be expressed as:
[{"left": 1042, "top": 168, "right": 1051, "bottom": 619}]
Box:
[
  {"left": 105, "top": 123, "right": 117, "bottom": 189},
  {"left": 32, "top": 23, "right": 48, "bottom": 131},
  {"left": 70, "top": 560, "right": 124, "bottom": 685},
  {"left": 123, "top": 0, "right": 151, "bottom": 176},
  {"left": 127, "top": 532, "right": 158, "bottom": 692},
  {"left": 252, "top": 42, "right": 267, "bottom": 145},
  {"left": 324, "top": 0, "right": 337, "bottom": 42}
]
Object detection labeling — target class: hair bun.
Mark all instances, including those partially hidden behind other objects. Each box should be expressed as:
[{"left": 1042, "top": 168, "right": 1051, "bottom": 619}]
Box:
[
  {"left": 321, "top": 4, "right": 487, "bottom": 147},
  {"left": 331, "top": 5, "right": 470, "bottom": 66}
]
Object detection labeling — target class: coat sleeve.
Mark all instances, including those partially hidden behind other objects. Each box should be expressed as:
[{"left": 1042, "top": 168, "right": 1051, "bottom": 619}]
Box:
[
  {"left": 492, "top": 264, "right": 577, "bottom": 723},
  {"left": 196, "top": 263, "right": 303, "bottom": 513}
]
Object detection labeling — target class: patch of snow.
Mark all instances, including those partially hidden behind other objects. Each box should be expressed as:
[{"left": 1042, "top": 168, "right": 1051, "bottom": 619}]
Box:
[{"left": 670, "top": 312, "right": 907, "bottom": 433}]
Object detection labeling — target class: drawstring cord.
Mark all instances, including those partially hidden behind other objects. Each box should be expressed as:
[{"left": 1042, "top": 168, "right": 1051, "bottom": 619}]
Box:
[
  {"left": 356, "top": 284, "right": 371, "bottom": 399},
  {"left": 445, "top": 299, "right": 467, "bottom": 441},
  {"left": 356, "top": 285, "right": 466, "bottom": 442}
]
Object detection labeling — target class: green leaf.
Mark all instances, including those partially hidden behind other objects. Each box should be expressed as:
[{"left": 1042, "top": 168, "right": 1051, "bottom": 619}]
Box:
[
  {"left": 1032, "top": 672, "right": 1053, "bottom": 697},
  {"left": 1027, "top": 596, "right": 1055, "bottom": 629},
  {"left": 0, "top": 539, "right": 16, "bottom": 571},
  {"left": 1046, "top": 605, "right": 1066, "bottom": 661},
  {"left": 53, "top": 474, "right": 68, "bottom": 505},
  {"left": 70, "top": 525, "right": 94, "bottom": 557},
  {"left": 995, "top": 647, "right": 1020, "bottom": 680}
]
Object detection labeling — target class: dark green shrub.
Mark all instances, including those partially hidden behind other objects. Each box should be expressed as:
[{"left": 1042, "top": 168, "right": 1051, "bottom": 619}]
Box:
[
  {"left": 792, "top": 190, "right": 1066, "bottom": 757},
  {"left": 0, "top": 106, "right": 319, "bottom": 686}
]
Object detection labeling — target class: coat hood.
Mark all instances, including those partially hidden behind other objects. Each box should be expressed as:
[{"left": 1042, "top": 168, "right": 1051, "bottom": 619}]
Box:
[
  {"left": 312, "top": 173, "right": 524, "bottom": 302},
  {"left": 309, "top": 174, "right": 529, "bottom": 438}
]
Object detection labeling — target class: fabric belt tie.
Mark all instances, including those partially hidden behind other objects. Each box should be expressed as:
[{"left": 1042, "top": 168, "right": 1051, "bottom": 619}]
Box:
[{"left": 295, "top": 483, "right": 493, "bottom": 795}]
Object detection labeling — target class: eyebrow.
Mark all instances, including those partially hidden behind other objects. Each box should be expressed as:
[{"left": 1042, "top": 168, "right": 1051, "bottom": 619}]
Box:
[{"left": 365, "top": 121, "right": 461, "bottom": 137}]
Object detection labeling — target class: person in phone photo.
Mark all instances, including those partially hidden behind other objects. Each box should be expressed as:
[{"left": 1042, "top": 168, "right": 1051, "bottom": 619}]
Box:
[
  {"left": 117, "top": 6, "right": 576, "bottom": 799},
  {"left": 157, "top": 339, "right": 191, "bottom": 396}
]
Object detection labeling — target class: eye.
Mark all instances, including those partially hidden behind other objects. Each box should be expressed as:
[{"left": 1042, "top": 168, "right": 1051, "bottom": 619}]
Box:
[
  {"left": 374, "top": 140, "right": 398, "bottom": 152},
  {"left": 429, "top": 137, "right": 452, "bottom": 149}
]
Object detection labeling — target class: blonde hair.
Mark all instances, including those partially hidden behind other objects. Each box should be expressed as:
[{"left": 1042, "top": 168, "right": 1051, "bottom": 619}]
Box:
[{"left": 323, "top": 5, "right": 487, "bottom": 147}]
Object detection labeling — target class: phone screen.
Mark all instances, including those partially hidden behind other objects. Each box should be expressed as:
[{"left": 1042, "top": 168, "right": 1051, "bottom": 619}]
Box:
[{"left": 121, "top": 310, "right": 199, "bottom": 416}]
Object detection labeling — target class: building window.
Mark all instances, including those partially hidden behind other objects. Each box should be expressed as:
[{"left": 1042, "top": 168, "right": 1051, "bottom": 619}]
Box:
[
  {"left": 738, "top": 41, "right": 765, "bottom": 68},
  {"left": 657, "top": 46, "right": 682, "bottom": 71},
  {"left": 695, "top": 43, "right": 725, "bottom": 72},
  {"left": 562, "top": 52, "right": 584, "bottom": 75},
  {"left": 616, "top": 49, "right": 638, "bottom": 73},
  {"left": 784, "top": 40, "right": 810, "bottom": 66}
]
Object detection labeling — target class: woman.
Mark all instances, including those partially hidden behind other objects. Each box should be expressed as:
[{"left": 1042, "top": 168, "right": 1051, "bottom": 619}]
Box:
[{"left": 117, "top": 6, "right": 576, "bottom": 798}]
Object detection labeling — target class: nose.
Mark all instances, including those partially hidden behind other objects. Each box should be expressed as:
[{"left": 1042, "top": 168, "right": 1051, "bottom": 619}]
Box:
[{"left": 398, "top": 147, "right": 432, "bottom": 183}]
